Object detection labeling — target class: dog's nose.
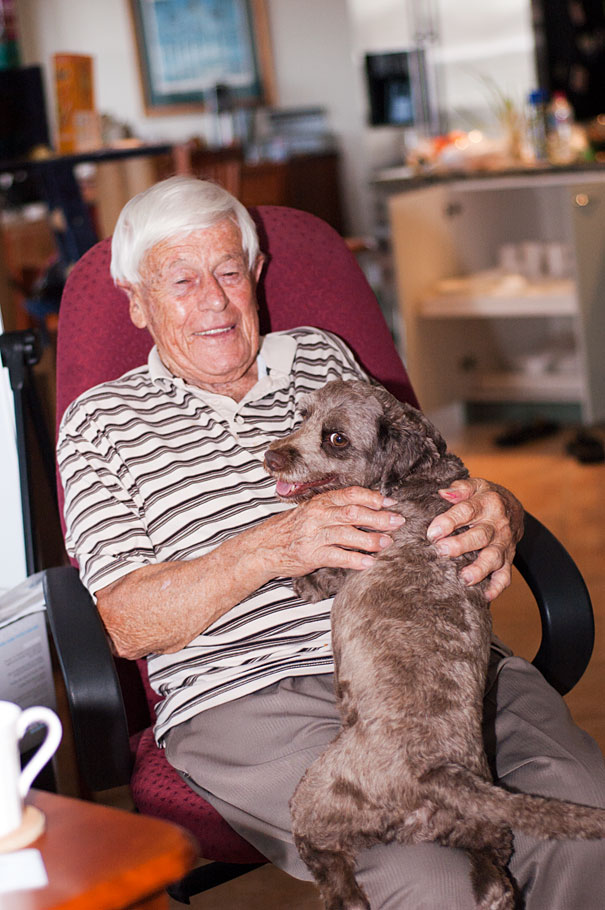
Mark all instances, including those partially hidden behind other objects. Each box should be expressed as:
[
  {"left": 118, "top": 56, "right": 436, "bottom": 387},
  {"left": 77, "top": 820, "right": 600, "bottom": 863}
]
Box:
[{"left": 264, "top": 448, "right": 288, "bottom": 472}]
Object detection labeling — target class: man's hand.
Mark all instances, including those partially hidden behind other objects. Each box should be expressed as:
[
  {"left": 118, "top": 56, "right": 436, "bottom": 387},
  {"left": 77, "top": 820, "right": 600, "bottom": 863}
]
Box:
[
  {"left": 426, "top": 478, "right": 524, "bottom": 602},
  {"left": 267, "top": 487, "right": 405, "bottom": 578}
]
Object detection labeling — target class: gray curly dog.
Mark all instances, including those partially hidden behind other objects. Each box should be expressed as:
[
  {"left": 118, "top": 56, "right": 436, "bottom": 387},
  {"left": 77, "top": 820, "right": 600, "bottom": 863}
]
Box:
[{"left": 264, "top": 379, "right": 605, "bottom": 910}]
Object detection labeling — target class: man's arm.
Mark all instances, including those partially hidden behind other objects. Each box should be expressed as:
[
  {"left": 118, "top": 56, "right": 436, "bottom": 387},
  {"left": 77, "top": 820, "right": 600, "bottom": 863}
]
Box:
[
  {"left": 96, "top": 486, "right": 404, "bottom": 659},
  {"left": 98, "top": 476, "right": 521, "bottom": 658}
]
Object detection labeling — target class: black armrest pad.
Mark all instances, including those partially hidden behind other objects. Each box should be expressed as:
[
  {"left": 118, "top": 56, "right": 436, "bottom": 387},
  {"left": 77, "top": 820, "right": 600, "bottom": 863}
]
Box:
[
  {"left": 43, "top": 566, "right": 132, "bottom": 790},
  {"left": 514, "top": 511, "right": 594, "bottom": 695}
]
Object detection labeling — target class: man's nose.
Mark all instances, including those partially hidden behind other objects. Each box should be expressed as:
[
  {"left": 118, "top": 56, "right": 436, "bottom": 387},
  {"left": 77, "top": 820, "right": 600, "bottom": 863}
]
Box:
[{"left": 198, "top": 275, "right": 228, "bottom": 310}]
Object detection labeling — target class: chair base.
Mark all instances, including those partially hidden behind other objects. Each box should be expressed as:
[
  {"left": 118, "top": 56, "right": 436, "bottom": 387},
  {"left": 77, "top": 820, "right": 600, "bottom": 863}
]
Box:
[{"left": 167, "top": 860, "right": 266, "bottom": 904}]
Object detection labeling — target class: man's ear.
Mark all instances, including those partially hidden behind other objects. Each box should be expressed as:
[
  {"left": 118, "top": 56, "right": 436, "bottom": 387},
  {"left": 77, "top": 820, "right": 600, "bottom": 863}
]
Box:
[
  {"left": 117, "top": 281, "right": 148, "bottom": 330},
  {"left": 253, "top": 252, "right": 266, "bottom": 285}
]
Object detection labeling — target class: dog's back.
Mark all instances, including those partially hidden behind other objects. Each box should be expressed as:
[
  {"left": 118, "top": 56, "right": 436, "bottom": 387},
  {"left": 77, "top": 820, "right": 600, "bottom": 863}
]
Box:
[{"left": 331, "top": 502, "right": 493, "bottom": 789}]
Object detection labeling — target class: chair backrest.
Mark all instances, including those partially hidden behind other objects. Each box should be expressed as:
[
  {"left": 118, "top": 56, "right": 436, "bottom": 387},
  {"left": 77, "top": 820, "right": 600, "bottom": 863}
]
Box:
[
  {"left": 56, "top": 204, "right": 416, "bottom": 436},
  {"left": 55, "top": 204, "right": 418, "bottom": 728}
]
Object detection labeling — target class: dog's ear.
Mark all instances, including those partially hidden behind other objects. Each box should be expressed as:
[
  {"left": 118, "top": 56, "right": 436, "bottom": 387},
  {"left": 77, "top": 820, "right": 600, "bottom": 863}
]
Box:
[{"left": 374, "top": 394, "right": 449, "bottom": 493}]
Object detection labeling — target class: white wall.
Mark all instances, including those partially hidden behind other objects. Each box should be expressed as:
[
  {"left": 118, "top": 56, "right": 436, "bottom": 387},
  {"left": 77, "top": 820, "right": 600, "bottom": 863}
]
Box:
[
  {"left": 0, "top": 309, "right": 28, "bottom": 591},
  {"left": 15, "top": 1, "right": 537, "bottom": 235},
  {"left": 434, "top": 0, "right": 536, "bottom": 131},
  {"left": 16, "top": 0, "right": 218, "bottom": 144},
  {"left": 267, "top": 0, "right": 367, "bottom": 232},
  {"left": 15, "top": 0, "right": 369, "bottom": 230}
]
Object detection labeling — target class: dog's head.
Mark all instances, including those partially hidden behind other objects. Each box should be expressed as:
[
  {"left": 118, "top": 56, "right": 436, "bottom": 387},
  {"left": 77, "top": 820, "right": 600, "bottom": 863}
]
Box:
[{"left": 264, "top": 380, "right": 462, "bottom": 501}]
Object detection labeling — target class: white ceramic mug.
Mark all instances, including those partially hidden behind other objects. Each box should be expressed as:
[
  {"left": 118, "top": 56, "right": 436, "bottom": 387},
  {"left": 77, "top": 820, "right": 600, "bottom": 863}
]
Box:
[
  {"left": 544, "top": 242, "right": 572, "bottom": 279},
  {"left": 520, "top": 241, "right": 545, "bottom": 280},
  {"left": 0, "top": 700, "right": 62, "bottom": 839},
  {"left": 497, "top": 242, "right": 522, "bottom": 274}
]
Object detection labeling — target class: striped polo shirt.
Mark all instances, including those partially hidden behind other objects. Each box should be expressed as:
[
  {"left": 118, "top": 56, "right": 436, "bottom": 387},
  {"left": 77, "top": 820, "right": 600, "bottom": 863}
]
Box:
[{"left": 58, "top": 326, "right": 369, "bottom": 741}]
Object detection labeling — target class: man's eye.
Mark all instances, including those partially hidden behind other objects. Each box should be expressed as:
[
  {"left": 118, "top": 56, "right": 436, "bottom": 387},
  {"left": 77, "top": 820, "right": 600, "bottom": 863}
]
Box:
[
  {"left": 218, "top": 268, "right": 242, "bottom": 281},
  {"left": 329, "top": 432, "right": 348, "bottom": 448}
]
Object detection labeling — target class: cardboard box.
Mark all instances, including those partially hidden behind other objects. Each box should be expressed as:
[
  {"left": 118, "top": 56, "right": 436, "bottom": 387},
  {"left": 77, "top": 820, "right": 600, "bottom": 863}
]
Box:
[{"left": 53, "top": 53, "right": 101, "bottom": 153}]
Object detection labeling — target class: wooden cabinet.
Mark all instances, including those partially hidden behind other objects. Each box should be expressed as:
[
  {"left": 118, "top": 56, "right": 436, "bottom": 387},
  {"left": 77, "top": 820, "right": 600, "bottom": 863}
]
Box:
[
  {"left": 0, "top": 212, "right": 56, "bottom": 330},
  {"left": 240, "top": 151, "right": 344, "bottom": 233},
  {"left": 95, "top": 147, "right": 345, "bottom": 238},
  {"left": 388, "top": 170, "right": 605, "bottom": 426}
]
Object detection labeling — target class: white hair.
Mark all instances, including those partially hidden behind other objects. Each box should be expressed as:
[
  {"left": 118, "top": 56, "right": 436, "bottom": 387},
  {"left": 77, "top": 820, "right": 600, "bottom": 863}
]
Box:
[{"left": 110, "top": 175, "right": 260, "bottom": 285}]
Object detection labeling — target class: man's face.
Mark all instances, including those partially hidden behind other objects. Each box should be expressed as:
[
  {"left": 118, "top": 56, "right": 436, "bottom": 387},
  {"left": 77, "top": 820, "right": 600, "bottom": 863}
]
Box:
[{"left": 126, "top": 219, "right": 264, "bottom": 395}]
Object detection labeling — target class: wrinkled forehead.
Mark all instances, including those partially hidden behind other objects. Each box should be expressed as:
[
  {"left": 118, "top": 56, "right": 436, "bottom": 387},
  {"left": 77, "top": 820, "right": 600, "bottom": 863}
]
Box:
[{"left": 141, "top": 220, "right": 246, "bottom": 277}]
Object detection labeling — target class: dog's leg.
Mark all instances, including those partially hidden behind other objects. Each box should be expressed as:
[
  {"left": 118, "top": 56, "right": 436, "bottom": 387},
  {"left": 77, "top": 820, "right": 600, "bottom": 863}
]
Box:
[
  {"left": 457, "top": 823, "right": 516, "bottom": 910},
  {"left": 294, "top": 836, "right": 370, "bottom": 910},
  {"left": 468, "top": 848, "right": 517, "bottom": 910},
  {"left": 290, "top": 728, "right": 390, "bottom": 909},
  {"left": 290, "top": 757, "right": 370, "bottom": 909}
]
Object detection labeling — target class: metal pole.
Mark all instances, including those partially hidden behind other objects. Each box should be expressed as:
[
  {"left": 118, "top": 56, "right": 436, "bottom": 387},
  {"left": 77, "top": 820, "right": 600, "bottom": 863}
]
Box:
[{"left": 0, "top": 330, "right": 41, "bottom": 575}]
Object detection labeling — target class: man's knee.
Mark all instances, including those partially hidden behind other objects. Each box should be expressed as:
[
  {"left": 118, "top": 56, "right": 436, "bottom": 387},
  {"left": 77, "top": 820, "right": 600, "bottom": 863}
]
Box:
[
  {"left": 503, "top": 750, "right": 605, "bottom": 809},
  {"left": 485, "top": 657, "right": 605, "bottom": 807},
  {"left": 511, "top": 833, "right": 605, "bottom": 910},
  {"left": 355, "top": 841, "right": 476, "bottom": 910}
]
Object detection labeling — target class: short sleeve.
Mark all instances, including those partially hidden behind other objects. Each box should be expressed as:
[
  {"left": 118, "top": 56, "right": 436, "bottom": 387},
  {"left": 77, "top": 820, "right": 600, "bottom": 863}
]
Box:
[{"left": 58, "top": 402, "right": 157, "bottom": 596}]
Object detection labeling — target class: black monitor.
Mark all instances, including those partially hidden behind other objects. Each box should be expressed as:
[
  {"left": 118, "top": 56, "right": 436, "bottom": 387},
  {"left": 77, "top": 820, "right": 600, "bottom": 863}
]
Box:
[
  {"left": 0, "top": 65, "right": 51, "bottom": 162},
  {"left": 364, "top": 50, "right": 425, "bottom": 127}
]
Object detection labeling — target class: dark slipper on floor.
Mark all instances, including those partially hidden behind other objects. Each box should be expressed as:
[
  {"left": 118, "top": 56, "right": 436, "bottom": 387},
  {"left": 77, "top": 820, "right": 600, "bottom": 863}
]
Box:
[
  {"left": 566, "top": 432, "right": 605, "bottom": 464},
  {"left": 494, "top": 419, "right": 560, "bottom": 448}
]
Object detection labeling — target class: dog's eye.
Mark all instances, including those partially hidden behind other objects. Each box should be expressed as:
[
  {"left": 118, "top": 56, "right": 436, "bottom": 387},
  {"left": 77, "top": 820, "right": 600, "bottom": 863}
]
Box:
[{"left": 329, "top": 432, "right": 349, "bottom": 448}]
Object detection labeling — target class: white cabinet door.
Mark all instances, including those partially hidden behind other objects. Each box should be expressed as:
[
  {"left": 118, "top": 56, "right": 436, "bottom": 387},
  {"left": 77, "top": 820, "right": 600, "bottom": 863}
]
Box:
[
  {"left": 570, "top": 181, "right": 605, "bottom": 424},
  {"left": 389, "top": 173, "right": 605, "bottom": 426}
]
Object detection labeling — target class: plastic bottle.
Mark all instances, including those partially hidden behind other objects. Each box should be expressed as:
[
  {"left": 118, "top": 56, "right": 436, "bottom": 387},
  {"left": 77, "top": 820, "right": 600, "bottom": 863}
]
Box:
[
  {"left": 548, "top": 92, "right": 575, "bottom": 164},
  {"left": 525, "top": 89, "right": 549, "bottom": 163}
]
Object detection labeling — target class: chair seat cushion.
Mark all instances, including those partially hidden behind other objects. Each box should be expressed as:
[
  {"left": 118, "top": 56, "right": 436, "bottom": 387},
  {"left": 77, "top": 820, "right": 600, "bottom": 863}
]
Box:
[{"left": 130, "top": 727, "right": 266, "bottom": 864}]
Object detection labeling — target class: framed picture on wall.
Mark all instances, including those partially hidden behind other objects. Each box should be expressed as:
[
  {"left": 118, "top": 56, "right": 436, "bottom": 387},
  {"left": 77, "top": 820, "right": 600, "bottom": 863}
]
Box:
[{"left": 128, "top": 0, "right": 275, "bottom": 115}]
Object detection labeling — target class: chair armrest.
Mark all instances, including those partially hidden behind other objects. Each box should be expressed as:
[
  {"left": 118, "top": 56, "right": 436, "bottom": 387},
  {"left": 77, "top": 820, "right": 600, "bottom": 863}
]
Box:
[
  {"left": 43, "top": 566, "right": 132, "bottom": 791},
  {"left": 514, "top": 511, "right": 594, "bottom": 696}
]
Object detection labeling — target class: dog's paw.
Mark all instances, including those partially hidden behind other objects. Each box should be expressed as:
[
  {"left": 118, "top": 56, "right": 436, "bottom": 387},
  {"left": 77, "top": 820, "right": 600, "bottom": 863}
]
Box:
[
  {"left": 292, "top": 573, "right": 327, "bottom": 602},
  {"left": 293, "top": 568, "right": 348, "bottom": 602}
]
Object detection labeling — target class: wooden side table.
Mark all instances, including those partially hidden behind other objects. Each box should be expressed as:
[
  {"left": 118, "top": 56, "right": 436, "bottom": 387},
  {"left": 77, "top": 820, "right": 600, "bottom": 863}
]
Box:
[{"left": 2, "top": 790, "right": 197, "bottom": 910}]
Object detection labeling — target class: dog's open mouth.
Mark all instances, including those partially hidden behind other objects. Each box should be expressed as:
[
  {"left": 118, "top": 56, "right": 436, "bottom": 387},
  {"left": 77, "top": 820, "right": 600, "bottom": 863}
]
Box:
[{"left": 275, "top": 475, "right": 336, "bottom": 498}]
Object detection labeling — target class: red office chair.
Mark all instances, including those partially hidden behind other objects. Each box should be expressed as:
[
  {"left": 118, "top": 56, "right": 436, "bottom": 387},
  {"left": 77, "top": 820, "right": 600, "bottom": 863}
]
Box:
[{"left": 44, "top": 206, "right": 594, "bottom": 902}]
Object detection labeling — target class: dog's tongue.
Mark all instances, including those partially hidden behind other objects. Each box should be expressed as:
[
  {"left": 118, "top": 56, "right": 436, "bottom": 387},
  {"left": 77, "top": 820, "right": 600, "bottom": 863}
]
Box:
[{"left": 276, "top": 480, "right": 298, "bottom": 497}]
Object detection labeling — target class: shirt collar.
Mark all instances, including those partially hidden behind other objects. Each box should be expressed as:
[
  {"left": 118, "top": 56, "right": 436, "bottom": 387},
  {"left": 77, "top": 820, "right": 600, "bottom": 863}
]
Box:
[{"left": 147, "top": 331, "right": 297, "bottom": 408}]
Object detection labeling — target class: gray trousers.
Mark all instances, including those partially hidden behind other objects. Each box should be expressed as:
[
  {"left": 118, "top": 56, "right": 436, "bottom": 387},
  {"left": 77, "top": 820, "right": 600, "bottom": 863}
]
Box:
[{"left": 165, "top": 653, "right": 605, "bottom": 909}]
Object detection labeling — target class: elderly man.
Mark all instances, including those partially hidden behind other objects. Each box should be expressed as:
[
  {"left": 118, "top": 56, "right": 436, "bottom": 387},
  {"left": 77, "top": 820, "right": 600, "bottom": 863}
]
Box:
[{"left": 58, "top": 176, "right": 605, "bottom": 908}]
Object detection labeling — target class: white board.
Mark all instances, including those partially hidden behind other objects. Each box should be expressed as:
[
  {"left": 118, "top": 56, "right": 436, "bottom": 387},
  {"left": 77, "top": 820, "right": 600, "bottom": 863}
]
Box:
[{"left": 0, "top": 310, "right": 28, "bottom": 592}]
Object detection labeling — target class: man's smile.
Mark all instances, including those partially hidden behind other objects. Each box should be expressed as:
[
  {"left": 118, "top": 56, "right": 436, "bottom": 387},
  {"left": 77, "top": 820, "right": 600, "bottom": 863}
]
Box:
[{"left": 193, "top": 324, "right": 236, "bottom": 337}]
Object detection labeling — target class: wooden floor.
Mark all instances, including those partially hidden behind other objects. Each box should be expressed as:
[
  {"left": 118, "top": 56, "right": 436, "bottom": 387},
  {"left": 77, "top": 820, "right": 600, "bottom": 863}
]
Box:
[{"left": 162, "top": 421, "right": 605, "bottom": 908}]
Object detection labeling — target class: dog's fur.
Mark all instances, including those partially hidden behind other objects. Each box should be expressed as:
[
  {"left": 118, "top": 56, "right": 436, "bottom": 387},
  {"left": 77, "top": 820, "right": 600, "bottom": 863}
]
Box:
[{"left": 263, "top": 379, "right": 605, "bottom": 910}]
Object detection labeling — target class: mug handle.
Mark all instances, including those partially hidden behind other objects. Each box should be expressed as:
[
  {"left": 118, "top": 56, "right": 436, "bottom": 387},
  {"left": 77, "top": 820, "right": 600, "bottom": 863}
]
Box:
[{"left": 17, "top": 706, "right": 63, "bottom": 798}]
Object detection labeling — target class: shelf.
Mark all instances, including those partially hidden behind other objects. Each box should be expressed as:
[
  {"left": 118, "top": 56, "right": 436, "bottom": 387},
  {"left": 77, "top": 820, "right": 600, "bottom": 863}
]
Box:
[
  {"left": 420, "top": 279, "right": 576, "bottom": 318},
  {"left": 388, "top": 173, "right": 605, "bottom": 423},
  {"left": 465, "top": 370, "right": 584, "bottom": 403}
]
